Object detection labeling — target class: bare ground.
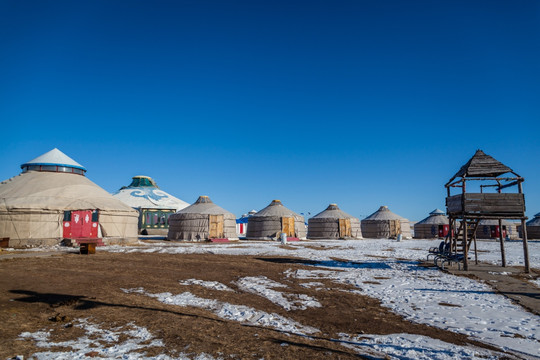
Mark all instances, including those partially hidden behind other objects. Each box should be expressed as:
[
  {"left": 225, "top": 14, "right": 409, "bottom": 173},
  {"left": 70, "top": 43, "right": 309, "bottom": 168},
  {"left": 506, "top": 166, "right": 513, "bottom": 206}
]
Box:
[{"left": 0, "top": 251, "right": 526, "bottom": 359}]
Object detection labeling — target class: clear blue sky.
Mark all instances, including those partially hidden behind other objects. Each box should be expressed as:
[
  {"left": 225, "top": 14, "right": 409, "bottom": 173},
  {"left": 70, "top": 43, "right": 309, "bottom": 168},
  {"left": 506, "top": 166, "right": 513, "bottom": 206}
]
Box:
[{"left": 1, "top": 0, "right": 539, "bottom": 221}]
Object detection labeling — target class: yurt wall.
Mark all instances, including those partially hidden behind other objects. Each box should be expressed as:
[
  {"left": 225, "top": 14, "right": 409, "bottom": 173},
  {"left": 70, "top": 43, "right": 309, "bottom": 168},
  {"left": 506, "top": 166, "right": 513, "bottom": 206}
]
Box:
[
  {"left": 246, "top": 200, "right": 306, "bottom": 240},
  {"left": 168, "top": 196, "right": 237, "bottom": 241},
  {"left": 360, "top": 206, "right": 412, "bottom": 239},
  {"left": 307, "top": 204, "right": 361, "bottom": 239}
]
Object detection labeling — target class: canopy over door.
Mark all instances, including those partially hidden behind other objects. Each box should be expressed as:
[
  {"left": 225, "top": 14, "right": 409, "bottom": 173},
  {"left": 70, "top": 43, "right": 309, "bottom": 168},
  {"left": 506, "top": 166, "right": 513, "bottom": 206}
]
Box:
[
  {"left": 209, "top": 215, "right": 224, "bottom": 239},
  {"left": 281, "top": 217, "right": 295, "bottom": 237},
  {"left": 339, "top": 218, "right": 352, "bottom": 238}
]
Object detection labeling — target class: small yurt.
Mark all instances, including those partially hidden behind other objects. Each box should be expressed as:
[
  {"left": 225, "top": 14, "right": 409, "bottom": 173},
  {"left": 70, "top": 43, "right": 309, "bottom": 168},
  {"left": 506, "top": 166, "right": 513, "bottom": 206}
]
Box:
[
  {"left": 236, "top": 210, "right": 256, "bottom": 237},
  {"left": 477, "top": 219, "right": 519, "bottom": 240},
  {"left": 113, "top": 175, "right": 189, "bottom": 235},
  {"left": 361, "top": 205, "right": 412, "bottom": 239},
  {"left": 246, "top": 200, "right": 306, "bottom": 240},
  {"left": 413, "top": 209, "right": 449, "bottom": 239},
  {"left": 307, "top": 204, "right": 361, "bottom": 239},
  {"left": 167, "top": 195, "right": 237, "bottom": 241},
  {"left": 525, "top": 213, "right": 540, "bottom": 239},
  {"left": 0, "top": 148, "right": 139, "bottom": 247}
]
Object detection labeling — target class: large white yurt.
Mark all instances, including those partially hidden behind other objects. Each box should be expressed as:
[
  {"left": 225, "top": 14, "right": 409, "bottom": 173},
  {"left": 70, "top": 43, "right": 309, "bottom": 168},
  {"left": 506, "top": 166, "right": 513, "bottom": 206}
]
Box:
[
  {"left": 0, "top": 148, "right": 139, "bottom": 247},
  {"left": 477, "top": 219, "right": 519, "bottom": 240},
  {"left": 361, "top": 205, "right": 412, "bottom": 239},
  {"left": 246, "top": 200, "right": 306, "bottom": 240},
  {"left": 525, "top": 213, "right": 540, "bottom": 239},
  {"left": 413, "top": 209, "right": 449, "bottom": 239},
  {"left": 307, "top": 204, "right": 361, "bottom": 239},
  {"left": 167, "top": 195, "right": 237, "bottom": 241},
  {"left": 113, "top": 175, "right": 189, "bottom": 235}
]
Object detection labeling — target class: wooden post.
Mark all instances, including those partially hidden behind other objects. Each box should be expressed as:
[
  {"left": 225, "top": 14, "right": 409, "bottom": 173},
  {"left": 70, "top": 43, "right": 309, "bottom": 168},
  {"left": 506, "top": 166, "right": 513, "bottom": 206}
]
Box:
[
  {"left": 518, "top": 181, "right": 530, "bottom": 273},
  {"left": 463, "top": 217, "right": 469, "bottom": 271},
  {"left": 521, "top": 218, "right": 530, "bottom": 273},
  {"left": 498, "top": 218, "right": 506, "bottom": 267},
  {"left": 473, "top": 234, "right": 478, "bottom": 265}
]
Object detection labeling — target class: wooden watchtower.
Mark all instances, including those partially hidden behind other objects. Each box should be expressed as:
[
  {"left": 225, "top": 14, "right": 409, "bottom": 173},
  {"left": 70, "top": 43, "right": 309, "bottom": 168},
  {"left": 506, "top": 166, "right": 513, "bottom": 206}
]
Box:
[{"left": 445, "top": 150, "right": 530, "bottom": 272}]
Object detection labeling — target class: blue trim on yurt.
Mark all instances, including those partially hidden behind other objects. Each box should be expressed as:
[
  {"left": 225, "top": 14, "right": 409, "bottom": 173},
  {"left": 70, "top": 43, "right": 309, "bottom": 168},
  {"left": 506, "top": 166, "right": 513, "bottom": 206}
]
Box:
[{"left": 20, "top": 162, "right": 87, "bottom": 171}]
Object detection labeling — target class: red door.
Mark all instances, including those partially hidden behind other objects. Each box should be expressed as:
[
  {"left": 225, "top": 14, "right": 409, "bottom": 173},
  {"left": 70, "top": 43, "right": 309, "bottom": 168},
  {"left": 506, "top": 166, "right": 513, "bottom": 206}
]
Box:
[
  {"left": 63, "top": 210, "right": 97, "bottom": 238},
  {"left": 438, "top": 225, "right": 449, "bottom": 237},
  {"left": 71, "top": 210, "right": 92, "bottom": 238}
]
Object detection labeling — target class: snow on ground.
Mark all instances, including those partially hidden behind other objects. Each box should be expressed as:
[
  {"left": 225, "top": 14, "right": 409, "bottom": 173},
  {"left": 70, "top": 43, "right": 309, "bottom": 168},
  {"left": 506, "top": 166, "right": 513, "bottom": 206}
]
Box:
[
  {"left": 18, "top": 318, "right": 217, "bottom": 360},
  {"left": 103, "top": 238, "right": 540, "bottom": 268},
  {"left": 235, "top": 276, "right": 321, "bottom": 310},
  {"left": 106, "top": 239, "right": 540, "bottom": 358},
  {"left": 285, "top": 262, "right": 540, "bottom": 358},
  {"left": 122, "top": 287, "right": 319, "bottom": 336},
  {"left": 11, "top": 238, "right": 540, "bottom": 359},
  {"left": 178, "top": 279, "right": 234, "bottom": 292},
  {"left": 336, "top": 333, "right": 504, "bottom": 360}
]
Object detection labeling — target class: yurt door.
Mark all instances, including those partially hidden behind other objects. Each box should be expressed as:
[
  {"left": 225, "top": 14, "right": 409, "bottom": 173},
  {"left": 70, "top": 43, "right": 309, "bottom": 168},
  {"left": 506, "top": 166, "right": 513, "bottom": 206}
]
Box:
[
  {"left": 209, "top": 215, "right": 224, "bottom": 239},
  {"left": 69, "top": 210, "right": 94, "bottom": 238},
  {"left": 438, "top": 225, "right": 449, "bottom": 237},
  {"left": 389, "top": 219, "right": 401, "bottom": 238},
  {"left": 339, "top": 219, "right": 352, "bottom": 238},
  {"left": 281, "top": 217, "right": 295, "bottom": 237}
]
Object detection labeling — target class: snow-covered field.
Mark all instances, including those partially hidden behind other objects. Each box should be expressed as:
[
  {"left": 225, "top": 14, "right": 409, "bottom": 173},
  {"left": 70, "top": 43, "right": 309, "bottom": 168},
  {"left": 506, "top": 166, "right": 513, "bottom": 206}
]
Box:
[{"left": 12, "top": 238, "right": 540, "bottom": 359}]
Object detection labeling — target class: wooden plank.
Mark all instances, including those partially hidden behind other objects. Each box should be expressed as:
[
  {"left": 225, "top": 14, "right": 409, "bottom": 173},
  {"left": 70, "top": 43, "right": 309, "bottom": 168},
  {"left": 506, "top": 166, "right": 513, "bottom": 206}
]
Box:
[
  {"left": 339, "top": 218, "right": 351, "bottom": 238},
  {"left": 281, "top": 217, "right": 295, "bottom": 237},
  {"left": 209, "top": 215, "right": 224, "bottom": 239}
]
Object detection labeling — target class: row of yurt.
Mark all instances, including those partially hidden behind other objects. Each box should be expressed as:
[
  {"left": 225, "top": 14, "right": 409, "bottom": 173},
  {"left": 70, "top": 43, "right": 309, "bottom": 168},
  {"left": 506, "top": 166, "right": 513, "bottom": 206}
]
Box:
[
  {"left": 0, "top": 149, "right": 138, "bottom": 247},
  {"left": 361, "top": 206, "right": 412, "bottom": 239},
  {"left": 113, "top": 175, "right": 189, "bottom": 235},
  {"left": 476, "top": 219, "right": 519, "bottom": 240}
]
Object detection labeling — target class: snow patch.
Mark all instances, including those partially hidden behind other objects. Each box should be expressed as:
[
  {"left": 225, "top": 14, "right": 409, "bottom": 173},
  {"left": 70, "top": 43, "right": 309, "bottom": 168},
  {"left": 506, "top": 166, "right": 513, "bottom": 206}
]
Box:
[
  {"left": 123, "top": 288, "right": 319, "bottom": 335},
  {"left": 337, "top": 333, "right": 503, "bottom": 360},
  {"left": 235, "top": 276, "right": 321, "bottom": 310},
  {"left": 179, "top": 279, "right": 234, "bottom": 292},
  {"left": 18, "top": 319, "right": 176, "bottom": 359}
]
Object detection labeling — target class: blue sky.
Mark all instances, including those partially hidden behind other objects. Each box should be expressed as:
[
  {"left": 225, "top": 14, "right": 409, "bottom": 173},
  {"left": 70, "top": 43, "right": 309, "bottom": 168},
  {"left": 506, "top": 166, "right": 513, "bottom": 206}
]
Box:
[{"left": 1, "top": 0, "right": 539, "bottom": 220}]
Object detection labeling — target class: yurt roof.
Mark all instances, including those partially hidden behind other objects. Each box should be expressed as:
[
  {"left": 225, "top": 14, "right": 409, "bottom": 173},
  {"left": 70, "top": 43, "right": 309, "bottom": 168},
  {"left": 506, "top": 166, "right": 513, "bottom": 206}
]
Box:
[
  {"left": 311, "top": 203, "right": 358, "bottom": 220},
  {"left": 416, "top": 209, "right": 448, "bottom": 225},
  {"left": 176, "top": 195, "right": 234, "bottom": 216},
  {"left": 113, "top": 176, "right": 189, "bottom": 210},
  {"left": 251, "top": 200, "right": 302, "bottom": 218},
  {"left": 21, "top": 148, "right": 86, "bottom": 171},
  {"left": 363, "top": 206, "right": 408, "bottom": 221},
  {"left": 0, "top": 170, "right": 136, "bottom": 213},
  {"left": 448, "top": 150, "right": 516, "bottom": 183},
  {"left": 527, "top": 214, "right": 540, "bottom": 226}
]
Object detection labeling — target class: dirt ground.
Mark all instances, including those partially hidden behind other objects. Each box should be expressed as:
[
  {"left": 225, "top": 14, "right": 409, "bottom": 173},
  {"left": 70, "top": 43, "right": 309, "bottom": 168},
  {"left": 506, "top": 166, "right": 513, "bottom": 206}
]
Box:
[{"left": 0, "top": 251, "right": 530, "bottom": 359}]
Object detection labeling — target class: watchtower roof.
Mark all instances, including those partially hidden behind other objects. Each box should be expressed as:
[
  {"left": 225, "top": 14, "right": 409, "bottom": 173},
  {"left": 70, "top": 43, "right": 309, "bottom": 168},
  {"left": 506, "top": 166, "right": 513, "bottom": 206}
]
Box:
[{"left": 449, "top": 150, "right": 515, "bottom": 181}]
